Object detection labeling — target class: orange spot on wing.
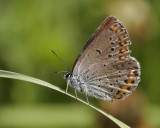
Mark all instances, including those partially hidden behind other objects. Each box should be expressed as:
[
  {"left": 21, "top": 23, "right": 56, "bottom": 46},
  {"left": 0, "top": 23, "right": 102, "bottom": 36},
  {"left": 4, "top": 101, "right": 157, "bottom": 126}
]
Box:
[
  {"left": 120, "top": 47, "right": 128, "bottom": 53},
  {"left": 127, "top": 78, "right": 135, "bottom": 84},
  {"left": 119, "top": 56, "right": 126, "bottom": 60},
  {"left": 110, "top": 24, "right": 118, "bottom": 31},
  {"left": 115, "top": 91, "right": 124, "bottom": 99}
]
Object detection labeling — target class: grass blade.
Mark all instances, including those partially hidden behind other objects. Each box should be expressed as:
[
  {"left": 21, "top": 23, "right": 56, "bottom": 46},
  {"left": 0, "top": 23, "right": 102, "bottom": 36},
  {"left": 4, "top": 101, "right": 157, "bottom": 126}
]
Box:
[{"left": 0, "top": 70, "right": 130, "bottom": 128}]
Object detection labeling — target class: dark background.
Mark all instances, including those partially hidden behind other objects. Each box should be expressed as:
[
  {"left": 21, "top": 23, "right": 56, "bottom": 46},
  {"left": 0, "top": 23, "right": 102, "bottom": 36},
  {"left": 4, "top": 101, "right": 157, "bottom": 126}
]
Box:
[{"left": 0, "top": 0, "right": 159, "bottom": 128}]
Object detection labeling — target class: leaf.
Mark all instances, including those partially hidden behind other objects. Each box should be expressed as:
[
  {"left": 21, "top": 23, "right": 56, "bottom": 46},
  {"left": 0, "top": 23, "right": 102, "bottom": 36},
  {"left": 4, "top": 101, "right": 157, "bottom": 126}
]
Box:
[{"left": 0, "top": 70, "right": 130, "bottom": 128}]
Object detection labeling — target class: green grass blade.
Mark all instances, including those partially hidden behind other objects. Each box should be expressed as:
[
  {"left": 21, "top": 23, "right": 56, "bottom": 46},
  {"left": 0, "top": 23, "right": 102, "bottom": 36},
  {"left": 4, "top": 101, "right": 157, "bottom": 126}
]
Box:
[{"left": 0, "top": 70, "right": 130, "bottom": 128}]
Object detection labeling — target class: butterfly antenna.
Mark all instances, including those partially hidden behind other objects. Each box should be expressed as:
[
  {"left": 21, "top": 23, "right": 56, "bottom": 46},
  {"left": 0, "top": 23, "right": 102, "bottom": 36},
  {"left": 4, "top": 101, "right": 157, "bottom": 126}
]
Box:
[{"left": 51, "top": 50, "right": 68, "bottom": 71}]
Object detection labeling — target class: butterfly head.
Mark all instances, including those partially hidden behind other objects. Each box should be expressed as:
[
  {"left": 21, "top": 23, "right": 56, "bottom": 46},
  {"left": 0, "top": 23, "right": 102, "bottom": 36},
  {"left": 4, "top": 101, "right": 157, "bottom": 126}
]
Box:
[{"left": 63, "top": 72, "right": 71, "bottom": 80}]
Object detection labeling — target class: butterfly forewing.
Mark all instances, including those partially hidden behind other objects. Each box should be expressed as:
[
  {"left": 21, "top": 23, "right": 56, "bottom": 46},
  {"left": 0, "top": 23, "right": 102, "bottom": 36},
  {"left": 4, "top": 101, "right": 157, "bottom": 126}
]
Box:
[
  {"left": 72, "top": 16, "right": 116, "bottom": 75},
  {"left": 70, "top": 16, "right": 140, "bottom": 101}
]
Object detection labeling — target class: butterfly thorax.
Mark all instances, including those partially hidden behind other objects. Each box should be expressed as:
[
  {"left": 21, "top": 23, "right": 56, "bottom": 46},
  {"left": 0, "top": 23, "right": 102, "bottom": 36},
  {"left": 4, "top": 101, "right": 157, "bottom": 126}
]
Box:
[{"left": 64, "top": 72, "right": 85, "bottom": 93}]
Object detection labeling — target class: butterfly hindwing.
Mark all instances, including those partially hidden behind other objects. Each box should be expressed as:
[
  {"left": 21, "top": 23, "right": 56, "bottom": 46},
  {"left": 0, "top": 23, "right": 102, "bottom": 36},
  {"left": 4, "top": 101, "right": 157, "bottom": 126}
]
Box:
[{"left": 70, "top": 16, "right": 140, "bottom": 101}]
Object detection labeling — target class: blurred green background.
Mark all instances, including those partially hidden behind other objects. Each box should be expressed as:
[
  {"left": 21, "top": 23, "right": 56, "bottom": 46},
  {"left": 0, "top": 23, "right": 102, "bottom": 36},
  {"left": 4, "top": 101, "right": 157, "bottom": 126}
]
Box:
[{"left": 0, "top": 0, "right": 160, "bottom": 128}]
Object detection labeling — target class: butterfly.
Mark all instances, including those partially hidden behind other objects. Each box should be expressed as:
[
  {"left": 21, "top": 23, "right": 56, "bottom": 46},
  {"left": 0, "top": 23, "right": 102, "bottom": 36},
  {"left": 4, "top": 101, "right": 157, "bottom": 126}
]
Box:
[{"left": 63, "top": 16, "right": 140, "bottom": 102}]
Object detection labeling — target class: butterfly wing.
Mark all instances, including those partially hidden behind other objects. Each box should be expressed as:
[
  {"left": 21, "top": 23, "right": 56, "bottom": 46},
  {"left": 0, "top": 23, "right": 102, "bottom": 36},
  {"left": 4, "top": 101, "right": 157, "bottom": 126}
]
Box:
[{"left": 72, "top": 16, "right": 140, "bottom": 101}]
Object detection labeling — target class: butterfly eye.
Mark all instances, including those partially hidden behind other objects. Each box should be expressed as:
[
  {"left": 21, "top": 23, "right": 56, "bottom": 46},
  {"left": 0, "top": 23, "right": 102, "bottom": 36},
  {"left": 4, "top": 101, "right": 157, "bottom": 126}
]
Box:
[{"left": 65, "top": 73, "right": 70, "bottom": 79}]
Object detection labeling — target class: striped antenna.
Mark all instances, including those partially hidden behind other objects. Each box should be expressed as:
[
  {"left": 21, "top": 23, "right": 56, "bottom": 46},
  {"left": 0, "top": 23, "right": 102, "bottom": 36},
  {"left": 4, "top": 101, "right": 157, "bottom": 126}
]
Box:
[{"left": 51, "top": 50, "right": 68, "bottom": 71}]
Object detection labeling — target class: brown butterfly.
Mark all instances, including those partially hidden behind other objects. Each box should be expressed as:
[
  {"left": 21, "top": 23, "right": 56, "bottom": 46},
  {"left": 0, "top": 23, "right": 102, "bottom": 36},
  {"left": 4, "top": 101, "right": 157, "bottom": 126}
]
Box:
[{"left": 63, "top": 16, "right": 140, "bottom": 102}]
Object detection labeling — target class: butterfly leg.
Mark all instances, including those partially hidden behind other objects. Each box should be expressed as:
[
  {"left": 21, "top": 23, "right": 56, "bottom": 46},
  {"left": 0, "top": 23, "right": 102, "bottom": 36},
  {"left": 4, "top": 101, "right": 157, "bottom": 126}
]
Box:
[
  {"left": 66, "top": 80, "right": 70, "bottom": 93},
  {"left": 74, "top": 89, "right": 78, "bottom": 99},
  {"left": 84, "top": 88, "right": 89, "bottom": 104}
]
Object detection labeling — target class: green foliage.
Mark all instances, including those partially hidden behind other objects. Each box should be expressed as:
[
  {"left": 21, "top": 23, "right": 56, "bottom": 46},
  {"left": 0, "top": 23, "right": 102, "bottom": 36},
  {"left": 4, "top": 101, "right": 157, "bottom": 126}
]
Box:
[{"left": 0, "top": 0, "right": 160, "bottom": 127}]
